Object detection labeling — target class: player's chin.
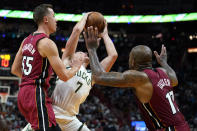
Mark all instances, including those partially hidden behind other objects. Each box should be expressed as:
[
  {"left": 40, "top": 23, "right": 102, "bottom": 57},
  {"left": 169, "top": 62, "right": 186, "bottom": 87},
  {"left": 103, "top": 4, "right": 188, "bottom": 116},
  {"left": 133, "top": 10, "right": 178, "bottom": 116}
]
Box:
[
  {"left": 53, "top": 27, "right": 57, "bottom": 33},
  {"left": 52, "top": 25, "right": 57, "bottom": 32}
]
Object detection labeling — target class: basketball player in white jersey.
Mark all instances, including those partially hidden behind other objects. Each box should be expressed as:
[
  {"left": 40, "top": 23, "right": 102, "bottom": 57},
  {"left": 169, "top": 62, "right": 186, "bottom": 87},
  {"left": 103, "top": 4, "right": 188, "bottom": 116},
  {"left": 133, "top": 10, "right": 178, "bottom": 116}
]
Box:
[
  {"left": 23, "top": 13, "right": 117, "bottom": 131},
  {"left": 52, "top": 13, "right": 117, "bottom": 131},
  {"left": 52, "top": 12, "right": 117, "bottom": 131}
]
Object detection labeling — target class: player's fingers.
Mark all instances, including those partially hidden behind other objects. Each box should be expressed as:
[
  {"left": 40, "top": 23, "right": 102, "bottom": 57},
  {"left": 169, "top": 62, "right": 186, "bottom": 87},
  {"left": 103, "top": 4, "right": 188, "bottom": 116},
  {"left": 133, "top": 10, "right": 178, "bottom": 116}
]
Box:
[
  {"left": 161, "top": 44, "right": 165, "bottom": 55},
  {"left": 83, "top": 31, "right": 88, "bottom": 46},
  {"left": 89, "top": 26, "right": 94, "bottom": 38},
  {"left": 95, "top": 27, "right": 98, "bottom": 38},
  {"left": 91, "top": 26, "right": 95, "bottom": 38},
  {"left": 83, "top": 31, "right": 87, "bottom": 41},
  {"left": 87, "top": 27, "right": 91, "bottom": 38},
  {"left": 164, "top": 46, "right": 167, "bottom": 54},
  {"left": 154, "top": 51, "right": 159, "bottom": 59}
]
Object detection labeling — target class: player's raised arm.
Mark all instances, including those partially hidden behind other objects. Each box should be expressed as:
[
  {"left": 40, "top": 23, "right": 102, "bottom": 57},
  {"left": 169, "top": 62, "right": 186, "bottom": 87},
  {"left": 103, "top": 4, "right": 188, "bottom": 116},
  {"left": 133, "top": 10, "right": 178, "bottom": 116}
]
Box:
[
  {"left": 84, "top": 26, "right": 148, "bottom": 88},
  {"left": 11, "top": 39, "right": 26, "bottom": 78},
  {"left": 38, "top": 38, "right": 83, "bottom": 81},
  {"left": 154, "top": 45, "right": 178, "bottom": 87},
  {"left": 100, "top": 20, "right": 118, "bottom": 72},
  {"left": 62, "top": 13, "right": 90, "bottom": 61}
]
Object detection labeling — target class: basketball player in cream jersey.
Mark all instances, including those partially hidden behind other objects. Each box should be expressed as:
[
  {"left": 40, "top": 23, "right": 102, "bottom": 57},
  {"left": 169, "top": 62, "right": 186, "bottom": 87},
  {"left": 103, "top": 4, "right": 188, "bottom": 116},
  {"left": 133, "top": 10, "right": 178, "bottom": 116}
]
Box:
[{"left": 52, "top": 13, "right": 117, "bottom": 131}]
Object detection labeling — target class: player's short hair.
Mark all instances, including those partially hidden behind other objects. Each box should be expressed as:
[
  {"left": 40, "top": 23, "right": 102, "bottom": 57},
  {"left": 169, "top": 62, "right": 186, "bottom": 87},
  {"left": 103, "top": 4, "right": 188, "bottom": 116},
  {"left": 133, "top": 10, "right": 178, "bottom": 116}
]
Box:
[{"left": 33, "top": 4, "right": 53, "bottom": 25}]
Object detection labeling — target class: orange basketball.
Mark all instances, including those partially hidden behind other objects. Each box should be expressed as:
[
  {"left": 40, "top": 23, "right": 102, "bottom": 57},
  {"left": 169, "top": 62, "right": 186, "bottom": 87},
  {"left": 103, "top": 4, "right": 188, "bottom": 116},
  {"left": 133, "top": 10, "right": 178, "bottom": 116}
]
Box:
[{"left": 85, "top": 12, "right": 105, "bottom": 34}]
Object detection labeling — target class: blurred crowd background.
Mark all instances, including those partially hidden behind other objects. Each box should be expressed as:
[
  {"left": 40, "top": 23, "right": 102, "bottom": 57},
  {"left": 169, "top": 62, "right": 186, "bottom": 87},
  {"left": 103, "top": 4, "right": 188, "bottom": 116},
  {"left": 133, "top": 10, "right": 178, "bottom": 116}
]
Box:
[{"left": 0, "top": 0, "right": 197, "bottom": 130}]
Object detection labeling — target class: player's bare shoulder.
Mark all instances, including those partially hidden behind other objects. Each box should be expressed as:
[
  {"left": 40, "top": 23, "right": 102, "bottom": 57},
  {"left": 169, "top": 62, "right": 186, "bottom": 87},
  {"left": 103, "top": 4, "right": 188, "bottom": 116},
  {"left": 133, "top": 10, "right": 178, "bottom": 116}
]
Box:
[
  {"left": 37, "top": 38, "right": 58, "bottom": 57},
  {"left": 38, "top": 37, "right": 56, "bottom": 48}
]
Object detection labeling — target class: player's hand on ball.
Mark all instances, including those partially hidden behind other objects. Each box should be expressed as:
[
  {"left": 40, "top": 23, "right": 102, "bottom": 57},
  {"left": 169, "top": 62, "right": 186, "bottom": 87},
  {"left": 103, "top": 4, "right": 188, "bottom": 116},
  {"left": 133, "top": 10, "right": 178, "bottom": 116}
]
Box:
[
  {"left": 100, "top": 19, "right": 108, "bottom": 38},
  {"left": 83, "top": 26, "right": 101, "bottom": 50}
]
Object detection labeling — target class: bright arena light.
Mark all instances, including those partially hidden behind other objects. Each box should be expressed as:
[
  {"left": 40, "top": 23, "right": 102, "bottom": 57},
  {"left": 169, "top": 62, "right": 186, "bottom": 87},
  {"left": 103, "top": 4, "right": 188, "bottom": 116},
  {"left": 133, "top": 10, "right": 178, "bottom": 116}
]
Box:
[
  {"left": 0, "top": 9, "right": 197, "bottom": 23},
  {"left": 188, "top": 48, "right": 197, "bottom": 53}
]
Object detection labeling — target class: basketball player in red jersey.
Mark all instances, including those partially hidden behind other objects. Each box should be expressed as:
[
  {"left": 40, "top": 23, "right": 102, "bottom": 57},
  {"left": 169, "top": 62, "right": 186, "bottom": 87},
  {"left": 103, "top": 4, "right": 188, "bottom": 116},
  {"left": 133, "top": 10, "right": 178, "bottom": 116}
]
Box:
[
  {"left": 84, "top": 27, "right": 190, "bottom": 131},
  {"left": 11, "top": 4, "right": 84, "bottom": 131}
]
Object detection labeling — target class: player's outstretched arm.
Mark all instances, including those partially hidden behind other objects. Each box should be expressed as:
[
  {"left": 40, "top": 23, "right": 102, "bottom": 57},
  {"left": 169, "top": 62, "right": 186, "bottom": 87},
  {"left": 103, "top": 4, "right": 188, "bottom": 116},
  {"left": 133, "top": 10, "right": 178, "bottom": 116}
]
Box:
[
  {"left": 154, "top": 45, "right": 178, "bottom": 87},
  {"left": 100, "top": 20, "right": 118, "bottom": 72},
  {"left": 62, "top": 13, "right": 90, "bottom": 61},
  {"left": 11, "top": 39, "right": 26, "bottom": 78},
  {"left": 84, "top": 26, "right": 147, "bottom": 88},
  {"left": 37, "top": 38, "right": 83, "bottom": 81}
]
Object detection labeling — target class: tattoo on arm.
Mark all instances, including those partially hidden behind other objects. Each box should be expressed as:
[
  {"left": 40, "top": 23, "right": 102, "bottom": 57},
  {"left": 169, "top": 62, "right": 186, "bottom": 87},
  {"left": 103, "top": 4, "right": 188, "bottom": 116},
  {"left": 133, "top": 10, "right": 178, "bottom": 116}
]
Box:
[
  {"left": 160, "top": 62, "right": 178, "bottom": 86},
  {"left": 88, "top": 49, "right": 105, "bottom": 74}
]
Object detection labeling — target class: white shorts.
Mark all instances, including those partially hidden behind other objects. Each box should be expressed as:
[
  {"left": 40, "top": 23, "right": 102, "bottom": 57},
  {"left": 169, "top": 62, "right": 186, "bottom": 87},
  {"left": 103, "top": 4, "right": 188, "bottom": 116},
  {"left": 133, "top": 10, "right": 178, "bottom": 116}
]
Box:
[
  {"left": 56, "top": 116, "right": 90, "bottom": 131},
  {"left": 23, "top": 117, "right": 90, "bottom": 131},
  {"left": 53, "top": 105, "right": 90, "bottom": 131}
]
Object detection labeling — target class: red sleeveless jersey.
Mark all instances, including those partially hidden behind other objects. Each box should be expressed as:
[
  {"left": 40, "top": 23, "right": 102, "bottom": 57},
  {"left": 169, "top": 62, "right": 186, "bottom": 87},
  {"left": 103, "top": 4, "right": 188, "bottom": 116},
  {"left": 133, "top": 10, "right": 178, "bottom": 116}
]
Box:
[
  {"left": 20, "top": 33, "right": 53, "bottom": 89},
  {"left": 136, "top": 68, "right": 187, "bottom": 130}
]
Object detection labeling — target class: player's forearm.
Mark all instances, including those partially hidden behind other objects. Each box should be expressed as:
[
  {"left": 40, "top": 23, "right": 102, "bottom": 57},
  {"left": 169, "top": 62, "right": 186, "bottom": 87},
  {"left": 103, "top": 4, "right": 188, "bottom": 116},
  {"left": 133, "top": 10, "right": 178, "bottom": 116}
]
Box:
[
  {"left": 160, "top": 61, "right": 175, "bottom": 75},
  {"left": 62, "top": 17, "right": 87, "bottom": 59},
  {"left": 103, "top": 34, "right": 118, "bottom": 58},
  {"left": 160, "top": 61, "right": 178, "bottom": 86},
  {"left": 88, "top": 48, "right": 105, "bottom": 74},
  {"left": 62, "top": 30, "right": 80, "bottom": 60},
  {"left": 92, "top": 71, "right": 128, "bottom": 88}
]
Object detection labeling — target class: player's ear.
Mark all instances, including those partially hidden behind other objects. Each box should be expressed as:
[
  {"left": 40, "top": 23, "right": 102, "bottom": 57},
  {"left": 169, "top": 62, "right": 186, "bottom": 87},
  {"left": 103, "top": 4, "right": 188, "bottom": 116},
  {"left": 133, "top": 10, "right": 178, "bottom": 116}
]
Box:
[{"left": 43, "top": 16, "right": 48, "bottom": 24}]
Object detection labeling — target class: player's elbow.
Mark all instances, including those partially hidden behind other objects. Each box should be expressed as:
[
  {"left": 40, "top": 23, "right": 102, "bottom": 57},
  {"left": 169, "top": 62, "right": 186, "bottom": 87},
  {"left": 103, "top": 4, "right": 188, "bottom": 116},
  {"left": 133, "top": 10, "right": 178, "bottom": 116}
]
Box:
[
  {"left": 171, "top": 79, "right": 178, "bottom": 87},
  {"left": 109, "top": 54, "right": 118, "bottom": 64},
  {"left": 92, "top": 74, "right": 102, "bottom": 83},
  {"left": 11, "top": 66, "right": 22, "bottom": 78},
  {"left": 11, "top": 66, "right": 17, "bottom": 76},
  {"left": 112, "top": 53, "right": 118, "bottom": 61}
]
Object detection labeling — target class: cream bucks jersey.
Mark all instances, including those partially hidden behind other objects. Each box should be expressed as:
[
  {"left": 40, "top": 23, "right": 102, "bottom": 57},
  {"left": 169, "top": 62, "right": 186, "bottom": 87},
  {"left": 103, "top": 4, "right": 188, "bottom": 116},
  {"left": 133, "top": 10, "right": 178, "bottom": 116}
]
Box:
[{"left": 51, "top": 65, "right": 92, "bottom": 117}]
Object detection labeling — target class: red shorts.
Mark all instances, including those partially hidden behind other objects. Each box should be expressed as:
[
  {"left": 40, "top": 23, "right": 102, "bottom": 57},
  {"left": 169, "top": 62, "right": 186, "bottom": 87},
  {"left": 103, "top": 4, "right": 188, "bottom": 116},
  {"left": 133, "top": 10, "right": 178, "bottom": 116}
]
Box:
[{"left": 18, "top": 85, "right": 56, "bottom": 130}]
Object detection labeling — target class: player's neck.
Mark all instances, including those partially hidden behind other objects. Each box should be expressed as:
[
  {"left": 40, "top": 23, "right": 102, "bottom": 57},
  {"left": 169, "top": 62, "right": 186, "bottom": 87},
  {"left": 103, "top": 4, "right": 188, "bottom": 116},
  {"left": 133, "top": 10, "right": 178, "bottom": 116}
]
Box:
[{"left": 35, "top": 25, "right": 50, "bottom": 37}]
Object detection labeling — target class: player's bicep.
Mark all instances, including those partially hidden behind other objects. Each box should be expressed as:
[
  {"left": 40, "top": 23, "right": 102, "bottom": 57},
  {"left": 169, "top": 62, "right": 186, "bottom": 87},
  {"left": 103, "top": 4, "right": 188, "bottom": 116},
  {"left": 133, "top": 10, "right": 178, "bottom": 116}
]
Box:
[
  {"left": 92, "top": 71, "right": 126, "bottom": 87},
  {"left": 93, "top": 70, "right": 147, "bottom": 88},
  {"left": 38, "top": 39, "right": 67, "bottom": 79},
  {"left": 11, "top": 39, "right": 24, "bottom": 77},
  {"left": 123, "top": 70, "right": 148, "bottom": 88}
]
